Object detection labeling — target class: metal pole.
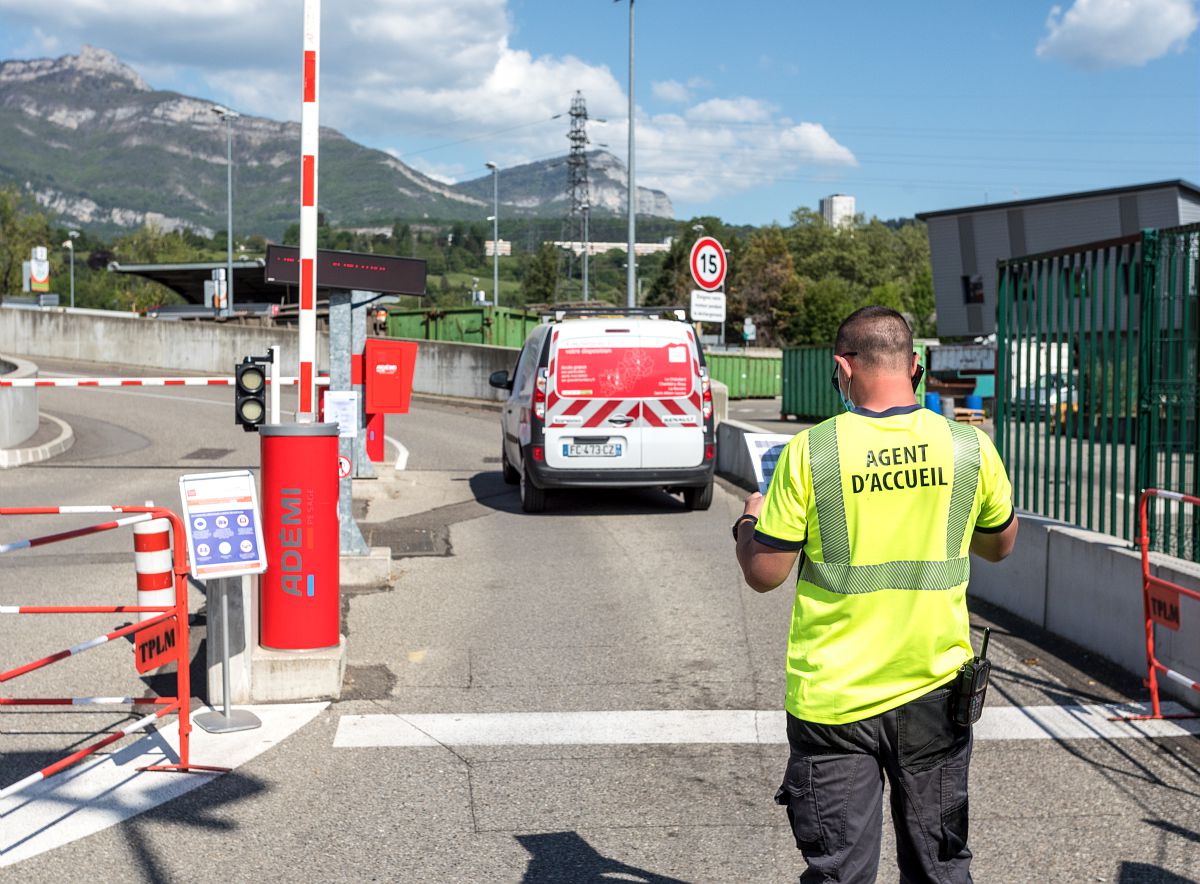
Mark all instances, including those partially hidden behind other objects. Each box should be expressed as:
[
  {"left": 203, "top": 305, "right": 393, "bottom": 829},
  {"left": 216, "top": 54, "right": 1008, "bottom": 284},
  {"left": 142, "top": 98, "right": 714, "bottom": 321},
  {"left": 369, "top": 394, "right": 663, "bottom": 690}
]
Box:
[
  {"left": 492, "top": 166, "right": 500, "bottom": 308},
  {"left": 626, "top": 0, "right": 636, "bottom": 308},
  {"left": 268, "top": 344, "right": 281, "bottom": 424},
  {"left": 582, "top": 205, "right": 590, "bottom": 302},
  {"left": 68, "top": 243, "right": 75, "bottom": 309},
  {"left": 193, "top": 578, "right": 260, "bottom": 734},
  {"left": 225, "top": 117, "right": 234, "bottom": 317}
]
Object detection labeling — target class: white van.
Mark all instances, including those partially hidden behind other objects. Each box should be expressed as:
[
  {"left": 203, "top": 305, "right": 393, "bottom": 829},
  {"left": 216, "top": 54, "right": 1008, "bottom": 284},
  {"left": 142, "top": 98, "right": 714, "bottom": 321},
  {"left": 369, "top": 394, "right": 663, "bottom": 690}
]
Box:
[{"left": 489, "top": 308, "right": 716, "bottom": 513}]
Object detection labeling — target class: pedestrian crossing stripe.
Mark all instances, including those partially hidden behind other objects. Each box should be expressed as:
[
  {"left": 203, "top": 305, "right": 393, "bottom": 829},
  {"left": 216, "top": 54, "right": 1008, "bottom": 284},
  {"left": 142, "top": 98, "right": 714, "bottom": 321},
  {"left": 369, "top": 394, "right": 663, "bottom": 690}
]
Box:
[{"left": 332, "top": 703, "right": 1200, "bottom": 749}]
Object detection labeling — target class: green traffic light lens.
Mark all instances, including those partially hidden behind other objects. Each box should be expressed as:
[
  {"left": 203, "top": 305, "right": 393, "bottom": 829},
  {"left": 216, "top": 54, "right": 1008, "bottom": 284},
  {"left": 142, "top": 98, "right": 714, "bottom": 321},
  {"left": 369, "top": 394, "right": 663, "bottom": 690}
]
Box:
[{"left": 240, "top": 367, "right": 265, "bottom": 393}]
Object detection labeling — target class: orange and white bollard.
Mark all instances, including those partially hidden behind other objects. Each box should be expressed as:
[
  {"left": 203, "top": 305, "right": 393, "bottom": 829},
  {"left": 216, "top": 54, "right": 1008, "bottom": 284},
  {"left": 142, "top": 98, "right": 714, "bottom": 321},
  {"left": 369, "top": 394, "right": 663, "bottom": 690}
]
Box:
[{"left": 133, "top": 517, "right": 174, "bottom": 622}]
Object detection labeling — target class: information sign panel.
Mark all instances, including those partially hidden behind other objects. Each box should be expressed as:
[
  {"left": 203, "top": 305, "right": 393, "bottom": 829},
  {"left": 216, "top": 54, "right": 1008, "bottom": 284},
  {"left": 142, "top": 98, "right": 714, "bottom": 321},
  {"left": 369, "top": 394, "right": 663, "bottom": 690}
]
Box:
[
  {"left": 178, "top": 470, "right": 267, "bottom": 579},
  {"left": 323, "top": 390, "right": 360, "bottom": 438},
  {"left": 690, "top": 289, "right": 726, "bottom": 323}
]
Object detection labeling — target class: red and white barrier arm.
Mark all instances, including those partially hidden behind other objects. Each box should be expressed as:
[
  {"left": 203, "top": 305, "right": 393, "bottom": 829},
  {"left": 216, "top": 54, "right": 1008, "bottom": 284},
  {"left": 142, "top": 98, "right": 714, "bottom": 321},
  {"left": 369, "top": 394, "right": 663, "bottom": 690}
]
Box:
[
  {"left": 1, "top": 605, "right": 170, "bottom": 614},
  {"left": 0, "top": 696, "right": 173, "bottom": 706},
  {"left": 0, "top": 376, "right": 331, "bottom": 388},
  {"left": 0, "top": 704, "right": 178, "bottom": 801},
  {"left": 297, "top": 0, "right": 321, "bottom": 421},
  {"left": 0, "top": 511, "right": 152, "bottom": 555},
  {"left": 1159, "top": 665, "right": 1200, "bottom": 692},
  {"left": 0, "top": 510, "right": 156, "bottom": 555},
  {"left": 0, "top": 612, "right": 173, "bottom": 683}
]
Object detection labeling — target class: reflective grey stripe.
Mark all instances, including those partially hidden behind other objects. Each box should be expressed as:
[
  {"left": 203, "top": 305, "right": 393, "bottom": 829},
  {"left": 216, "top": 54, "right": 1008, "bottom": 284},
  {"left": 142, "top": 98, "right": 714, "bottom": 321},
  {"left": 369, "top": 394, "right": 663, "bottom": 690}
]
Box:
[
  {"left": 945, "top": 422, "right": 981, "bottom": 559},
  {"left": 803, "top": 418, "right": 982, "bottom": 595},
  {"left": 800, "top": 556, "right": 971, "bottom": 595},
  {"left": 808, "top": 419, "right": 850, "bottom": 565}
]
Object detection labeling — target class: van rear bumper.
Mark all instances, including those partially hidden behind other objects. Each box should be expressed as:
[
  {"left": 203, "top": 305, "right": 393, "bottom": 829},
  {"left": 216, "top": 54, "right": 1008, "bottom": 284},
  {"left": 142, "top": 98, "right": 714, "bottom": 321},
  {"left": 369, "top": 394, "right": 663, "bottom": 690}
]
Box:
[{"left": 525, "top": 457, "right": 714, "bottom": 490}]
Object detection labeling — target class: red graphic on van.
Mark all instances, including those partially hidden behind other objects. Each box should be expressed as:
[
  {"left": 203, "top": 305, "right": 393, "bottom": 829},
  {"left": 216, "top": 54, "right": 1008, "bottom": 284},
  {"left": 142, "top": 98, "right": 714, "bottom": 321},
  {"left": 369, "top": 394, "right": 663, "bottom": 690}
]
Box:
[{"left": 556, "top": 345, "right": 693, "bottom": 399}]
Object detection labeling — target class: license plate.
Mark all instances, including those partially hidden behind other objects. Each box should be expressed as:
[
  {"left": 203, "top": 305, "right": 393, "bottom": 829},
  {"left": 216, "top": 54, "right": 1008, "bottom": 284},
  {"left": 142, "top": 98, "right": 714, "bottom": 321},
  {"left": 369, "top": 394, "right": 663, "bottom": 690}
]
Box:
[{"left": 565, "top": 443, "right": 621, "bottom": 457}]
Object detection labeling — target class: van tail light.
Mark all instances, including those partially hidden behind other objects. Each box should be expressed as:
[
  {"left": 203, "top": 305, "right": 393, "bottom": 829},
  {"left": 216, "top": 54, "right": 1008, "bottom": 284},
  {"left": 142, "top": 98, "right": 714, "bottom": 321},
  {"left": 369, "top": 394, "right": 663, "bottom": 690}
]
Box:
[
  {"left": 534, "top": 369, "right": 547, "bottom": 421},
  {"left": 705, "top": 443, "right": 715, "bottom": 461},
  {"left": 532, "top": 445, "right": 545, "bottom": 462},
  {"left": 701, "top": 371, "right": 713, "bottom": 421}
]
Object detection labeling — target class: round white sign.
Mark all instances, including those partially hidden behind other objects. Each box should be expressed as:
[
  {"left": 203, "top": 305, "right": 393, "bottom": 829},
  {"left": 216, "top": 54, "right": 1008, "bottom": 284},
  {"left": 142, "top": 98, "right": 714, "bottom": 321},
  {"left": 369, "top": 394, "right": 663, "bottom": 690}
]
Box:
[{"left": 689, "top": 236, "right": 727, "bottom": 291}]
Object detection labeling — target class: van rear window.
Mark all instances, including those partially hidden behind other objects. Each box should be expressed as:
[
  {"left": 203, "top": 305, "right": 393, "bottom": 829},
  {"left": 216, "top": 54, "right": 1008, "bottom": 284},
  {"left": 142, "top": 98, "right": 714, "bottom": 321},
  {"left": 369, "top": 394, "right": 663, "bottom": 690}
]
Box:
[{"left": 555, "top": 344, "right": 693, "bottom": 398}]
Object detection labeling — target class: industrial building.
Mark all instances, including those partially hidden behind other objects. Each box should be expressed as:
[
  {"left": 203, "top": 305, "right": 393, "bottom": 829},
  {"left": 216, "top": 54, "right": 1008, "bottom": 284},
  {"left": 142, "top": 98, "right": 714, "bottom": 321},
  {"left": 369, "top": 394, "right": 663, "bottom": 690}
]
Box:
[
  {"left": 819, "top": 194, "right": 856, "bottom": 228},
  {"left": 917, "top": 180, "right": 1200, "bottom": 337}
]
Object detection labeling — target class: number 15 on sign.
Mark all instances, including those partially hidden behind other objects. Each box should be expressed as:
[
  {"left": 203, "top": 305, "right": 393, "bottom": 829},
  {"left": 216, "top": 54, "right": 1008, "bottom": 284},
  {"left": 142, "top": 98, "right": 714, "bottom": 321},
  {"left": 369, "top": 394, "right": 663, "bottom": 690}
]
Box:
[{"left": 690, "top": 236, "right": 726, "bottom": 291}]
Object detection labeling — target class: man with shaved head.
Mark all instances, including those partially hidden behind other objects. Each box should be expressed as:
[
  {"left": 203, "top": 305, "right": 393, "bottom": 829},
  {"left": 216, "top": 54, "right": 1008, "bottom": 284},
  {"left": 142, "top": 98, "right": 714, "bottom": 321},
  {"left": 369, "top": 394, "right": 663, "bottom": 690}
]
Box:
[{"left": 733, "top": 306, "right": 1017, "bottom": 883}]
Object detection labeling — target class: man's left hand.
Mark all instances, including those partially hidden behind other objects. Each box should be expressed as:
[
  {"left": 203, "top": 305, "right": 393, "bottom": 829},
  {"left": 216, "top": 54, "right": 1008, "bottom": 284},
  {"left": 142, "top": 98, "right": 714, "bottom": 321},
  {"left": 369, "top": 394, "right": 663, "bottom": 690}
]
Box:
[{"left": 743, "top": 492, "right": 764, "bottom": 518}]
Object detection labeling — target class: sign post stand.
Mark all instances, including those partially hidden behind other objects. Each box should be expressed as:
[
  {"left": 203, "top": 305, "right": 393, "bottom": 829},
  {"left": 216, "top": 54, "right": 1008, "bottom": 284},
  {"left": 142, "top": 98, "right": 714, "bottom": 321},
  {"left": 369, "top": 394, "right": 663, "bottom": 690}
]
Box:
[
  {"left": 194, "top": 578, "right": 261, "bottom": 734},
  {"left": 178, "top": 470, "right": 268, "bottom": 734}
]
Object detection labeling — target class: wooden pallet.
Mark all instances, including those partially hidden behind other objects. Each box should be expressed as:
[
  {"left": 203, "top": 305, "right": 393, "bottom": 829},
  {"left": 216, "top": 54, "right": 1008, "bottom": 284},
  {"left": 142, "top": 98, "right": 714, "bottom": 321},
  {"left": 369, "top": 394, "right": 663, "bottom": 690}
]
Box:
[{"left": 954, "top": 407, "right": 984, "bottom": 424}]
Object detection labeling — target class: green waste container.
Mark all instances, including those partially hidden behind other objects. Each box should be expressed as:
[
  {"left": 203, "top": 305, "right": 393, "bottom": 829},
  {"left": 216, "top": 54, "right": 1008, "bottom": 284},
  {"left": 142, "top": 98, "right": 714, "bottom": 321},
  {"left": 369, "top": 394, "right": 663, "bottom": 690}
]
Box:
[
  {"left": 782, "top": 341, "right": 929, "bottom": 421},
  {"left": 704, "top": 351, "right": 781, "bottom": 400}
]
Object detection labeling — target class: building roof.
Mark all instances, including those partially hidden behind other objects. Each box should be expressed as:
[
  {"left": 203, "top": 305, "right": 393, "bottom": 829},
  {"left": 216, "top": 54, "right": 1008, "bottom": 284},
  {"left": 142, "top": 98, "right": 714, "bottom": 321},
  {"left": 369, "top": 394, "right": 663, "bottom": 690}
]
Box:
[
  {"left": 915, "top": 179, "right": 1200, "bottom": 222},
  {"left": 107, "top": 259, "right": 279, "bottom": 305}
]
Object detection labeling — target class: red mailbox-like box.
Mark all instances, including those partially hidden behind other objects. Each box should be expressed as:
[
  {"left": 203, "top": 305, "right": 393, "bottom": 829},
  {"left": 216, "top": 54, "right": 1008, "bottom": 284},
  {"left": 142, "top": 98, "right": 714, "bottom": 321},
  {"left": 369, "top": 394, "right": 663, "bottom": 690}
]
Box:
[{"left": 364, "top": 339, "right": 417, "bottom": 414}]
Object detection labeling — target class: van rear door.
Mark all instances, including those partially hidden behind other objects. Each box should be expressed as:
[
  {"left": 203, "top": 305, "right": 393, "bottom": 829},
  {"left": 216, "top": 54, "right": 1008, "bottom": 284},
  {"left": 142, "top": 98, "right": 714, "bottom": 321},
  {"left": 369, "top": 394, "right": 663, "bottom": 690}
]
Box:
[
  {"left": 637, "top": 326, "right": 703, "bottom": 469},
  {"left": 544, "top": 326, "right": 646, "bottom": 470}
]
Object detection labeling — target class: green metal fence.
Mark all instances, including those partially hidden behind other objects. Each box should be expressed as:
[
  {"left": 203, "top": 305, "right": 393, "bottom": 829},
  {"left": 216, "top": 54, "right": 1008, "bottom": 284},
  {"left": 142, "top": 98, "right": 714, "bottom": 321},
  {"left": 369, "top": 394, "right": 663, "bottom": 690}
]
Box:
[
  {"left": 996, "top": 224, "right": 1200, "bottom": 560},
  {"left": 706, "top": 351, "right": 782, "bottom": 399},
  {"left": 384, "top": 306, "right": 539, "bottom": 348}
]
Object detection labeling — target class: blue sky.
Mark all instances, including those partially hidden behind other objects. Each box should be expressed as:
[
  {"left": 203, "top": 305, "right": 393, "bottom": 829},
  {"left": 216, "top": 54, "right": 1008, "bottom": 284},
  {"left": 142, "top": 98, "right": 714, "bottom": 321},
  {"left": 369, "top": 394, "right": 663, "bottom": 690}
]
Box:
[{"left": 0, "top": 0, "right": 1197, "bottom": 226}]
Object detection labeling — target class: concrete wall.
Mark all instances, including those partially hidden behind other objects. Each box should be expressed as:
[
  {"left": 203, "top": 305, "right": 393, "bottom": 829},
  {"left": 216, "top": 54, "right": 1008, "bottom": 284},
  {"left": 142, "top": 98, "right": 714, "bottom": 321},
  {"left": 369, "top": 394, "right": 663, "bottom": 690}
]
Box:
[
  {"left": 0, "top": 355, "right": 39, "bottom": 447},
  {"left": 0, "top": 306, "right": 329, "bottom": 375},
  {"left": 398, "top": 337, "right": 516, "bottom": 403},
  {"left": 972, "top": 517, "right": 1200, "bottom": 709},
  {"left": 718, "top": 417, "right": 1199, "bottom": 711}
]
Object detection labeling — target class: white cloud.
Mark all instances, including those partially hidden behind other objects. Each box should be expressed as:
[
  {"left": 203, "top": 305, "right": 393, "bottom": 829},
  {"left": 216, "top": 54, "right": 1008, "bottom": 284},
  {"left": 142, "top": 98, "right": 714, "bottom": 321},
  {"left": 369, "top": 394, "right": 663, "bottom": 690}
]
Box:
[
  {"left": 0, "top": 0, "right": 858, "bottom": 207},
  {"left": 651, "top": 79, "right": 690, "bottom": 103},
  {"left": 1037, "top": 0, "right": 1199, "bottom": 68}
]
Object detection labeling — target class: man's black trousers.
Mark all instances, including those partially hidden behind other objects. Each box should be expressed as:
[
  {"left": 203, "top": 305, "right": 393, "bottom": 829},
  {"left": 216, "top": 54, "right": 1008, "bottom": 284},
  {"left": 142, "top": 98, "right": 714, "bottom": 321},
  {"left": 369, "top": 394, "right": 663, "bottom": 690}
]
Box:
[{"left": 775, "top": 685, "right": 973, "bottom": 883}]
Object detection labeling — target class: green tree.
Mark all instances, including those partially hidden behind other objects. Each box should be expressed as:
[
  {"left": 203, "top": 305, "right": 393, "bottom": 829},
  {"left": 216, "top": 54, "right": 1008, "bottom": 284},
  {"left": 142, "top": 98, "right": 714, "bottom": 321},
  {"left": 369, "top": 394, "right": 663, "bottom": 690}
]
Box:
[
  {"left": 0, "top": 188, "right": 52, "bottom": 299},
  {"left": 520, "top": 243, "right": 560, "bottom": 305},
  {"left": 730, "top": 225, "right": 801, "bottom": 347}
]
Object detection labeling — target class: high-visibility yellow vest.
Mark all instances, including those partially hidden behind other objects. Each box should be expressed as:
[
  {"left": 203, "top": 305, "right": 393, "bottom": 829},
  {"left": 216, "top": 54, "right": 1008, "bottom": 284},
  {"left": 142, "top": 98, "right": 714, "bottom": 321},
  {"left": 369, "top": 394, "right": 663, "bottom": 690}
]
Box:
[{"left": 756, "top": 405, "right": 1013, "bottom": 725}]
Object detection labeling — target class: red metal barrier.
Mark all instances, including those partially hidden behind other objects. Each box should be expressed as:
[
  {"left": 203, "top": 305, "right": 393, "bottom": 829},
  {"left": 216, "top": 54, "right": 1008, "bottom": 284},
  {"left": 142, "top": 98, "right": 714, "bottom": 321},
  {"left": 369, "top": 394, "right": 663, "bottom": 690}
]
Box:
[
  {"left": 0, "top": 505, "right": 228, "bottom": 800},
  {"left": 1125, "top": 489, "right": 1200, "bottom": 721}
]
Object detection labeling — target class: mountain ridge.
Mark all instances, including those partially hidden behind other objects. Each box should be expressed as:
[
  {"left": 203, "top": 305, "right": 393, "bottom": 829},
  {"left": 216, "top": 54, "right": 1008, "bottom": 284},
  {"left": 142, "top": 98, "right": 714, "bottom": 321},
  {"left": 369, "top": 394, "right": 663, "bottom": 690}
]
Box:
[{"left": 0, "top": 47, "right": 674, "bottom": 239}]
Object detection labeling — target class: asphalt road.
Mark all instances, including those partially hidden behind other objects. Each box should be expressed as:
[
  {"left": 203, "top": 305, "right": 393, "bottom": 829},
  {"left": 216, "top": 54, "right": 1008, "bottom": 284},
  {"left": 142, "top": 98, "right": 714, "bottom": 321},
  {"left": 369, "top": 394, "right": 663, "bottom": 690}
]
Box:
[{"left": 2, "top": 357, "right": 1199, "bottom": 883}]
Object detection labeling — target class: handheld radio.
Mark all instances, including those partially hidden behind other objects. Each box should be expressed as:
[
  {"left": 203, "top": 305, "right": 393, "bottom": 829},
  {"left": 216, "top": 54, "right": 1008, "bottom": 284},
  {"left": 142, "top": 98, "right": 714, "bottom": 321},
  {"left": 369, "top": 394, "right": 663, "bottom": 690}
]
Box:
[{"left": 951, "top": 627, "right": 991, "bottom": 727}]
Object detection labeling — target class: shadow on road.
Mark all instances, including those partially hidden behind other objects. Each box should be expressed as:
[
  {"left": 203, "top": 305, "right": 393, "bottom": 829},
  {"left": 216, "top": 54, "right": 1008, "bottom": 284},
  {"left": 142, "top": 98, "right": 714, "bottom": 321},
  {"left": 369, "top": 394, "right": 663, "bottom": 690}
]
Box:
[
  {"left": 516, "top": 831, "right": 688, "bottom": 884},
  {"left": 469, "top": 471, "right": 700, "bottom": 517}
]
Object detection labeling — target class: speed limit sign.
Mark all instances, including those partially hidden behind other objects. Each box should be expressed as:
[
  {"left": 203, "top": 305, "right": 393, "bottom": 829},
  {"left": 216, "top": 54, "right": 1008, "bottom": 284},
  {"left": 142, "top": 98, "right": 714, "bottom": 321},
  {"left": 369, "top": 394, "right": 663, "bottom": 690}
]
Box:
[{"left": 690, "top": 236, "right": 726, "bottom": 291}]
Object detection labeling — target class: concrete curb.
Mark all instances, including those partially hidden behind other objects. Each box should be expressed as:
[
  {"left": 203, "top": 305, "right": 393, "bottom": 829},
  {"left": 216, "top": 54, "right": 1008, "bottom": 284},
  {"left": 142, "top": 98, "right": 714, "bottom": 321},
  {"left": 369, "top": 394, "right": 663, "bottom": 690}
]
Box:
[{"left": 0, "top": 412, "right": 74, "bottom": 469}]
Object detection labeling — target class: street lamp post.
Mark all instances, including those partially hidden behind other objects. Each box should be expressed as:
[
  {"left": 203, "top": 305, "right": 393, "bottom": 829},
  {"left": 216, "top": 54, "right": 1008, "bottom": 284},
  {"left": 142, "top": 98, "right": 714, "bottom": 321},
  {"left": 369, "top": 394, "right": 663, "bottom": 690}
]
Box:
[
  {"left": 486, "top": 161, "right": 499, "bottom": 308},
  {"left": 623, "top": 0, "right": 636, "bottom": 307},
  {"left": 582, "top": 204, "right": 590, "bottom": 303},
  {"left": 212, "top": 105, "right": 239, "bottom": 316},
  {"left": 63, "top": 230, "right": 79, "bottom": 308}
]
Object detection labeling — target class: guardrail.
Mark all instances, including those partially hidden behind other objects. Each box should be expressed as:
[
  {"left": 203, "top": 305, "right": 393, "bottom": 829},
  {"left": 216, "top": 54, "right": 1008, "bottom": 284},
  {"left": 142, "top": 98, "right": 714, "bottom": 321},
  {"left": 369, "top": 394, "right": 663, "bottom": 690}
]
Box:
[
  {"left": 0, "top": 505, "right": 228, "bottom": 799},
  {"left": 1124, "top": 489, "right": 1200, "bottom": 721}
]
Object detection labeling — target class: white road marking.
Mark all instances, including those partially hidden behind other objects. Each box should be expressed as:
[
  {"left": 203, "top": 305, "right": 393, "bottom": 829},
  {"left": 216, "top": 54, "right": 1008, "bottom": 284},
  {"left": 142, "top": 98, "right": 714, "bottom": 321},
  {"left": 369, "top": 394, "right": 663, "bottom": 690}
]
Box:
[
  {"left": 384, "top": 435, "right": 408, "bottom": 471},
  {"left": 333, "top": 703, "right": 1200, "bottom": 749},
  {"left": 0, "top": 702, "right": 327, "bottom": 868}
]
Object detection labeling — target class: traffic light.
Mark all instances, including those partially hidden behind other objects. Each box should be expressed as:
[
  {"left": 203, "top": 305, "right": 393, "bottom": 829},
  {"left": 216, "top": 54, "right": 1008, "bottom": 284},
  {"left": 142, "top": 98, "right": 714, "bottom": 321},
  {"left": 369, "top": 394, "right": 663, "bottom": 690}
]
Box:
[{"left": 234, "top": 355, "right": 268, "bottom": 431}]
